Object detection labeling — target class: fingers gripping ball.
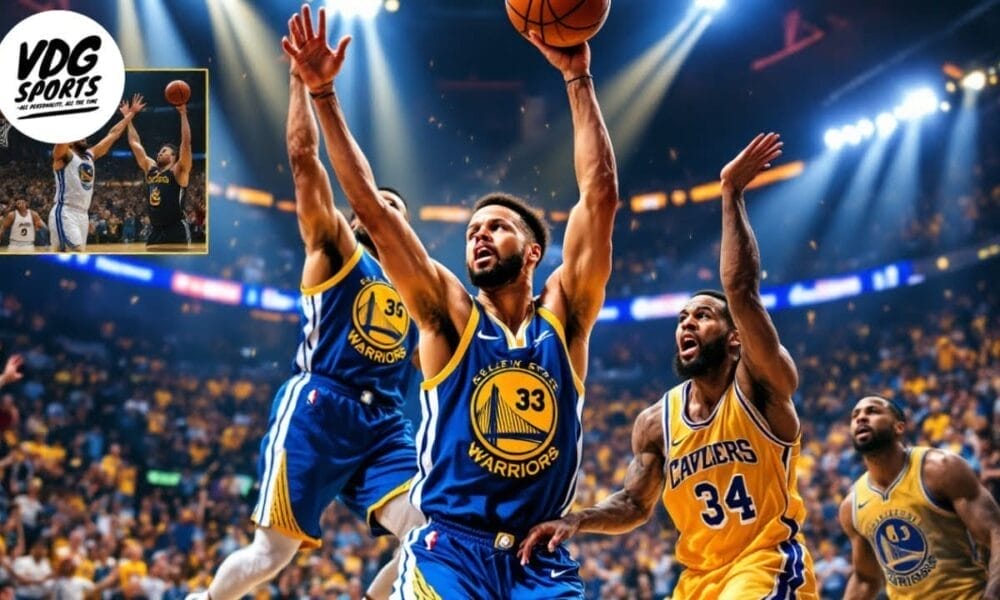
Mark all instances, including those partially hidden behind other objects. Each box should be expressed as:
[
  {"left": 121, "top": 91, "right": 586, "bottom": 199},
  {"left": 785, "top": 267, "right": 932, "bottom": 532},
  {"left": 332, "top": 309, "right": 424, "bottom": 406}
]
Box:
[
  {"left": 507, "top": 0, "right": 611, "bottom": 47},
  {"left": 165, "top": 80, "right": 191, "bottom": 106}
]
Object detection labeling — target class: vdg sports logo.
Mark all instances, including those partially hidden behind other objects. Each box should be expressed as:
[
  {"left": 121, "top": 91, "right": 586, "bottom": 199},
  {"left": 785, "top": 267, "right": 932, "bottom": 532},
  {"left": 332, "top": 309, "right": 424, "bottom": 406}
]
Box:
[
  {"left": 872, "top": 516, "right": 936, "bottom": 587},
  {"left": 468, "top": 365, "right": 560, "bottom": 479},
  {"left": 0, "top": 11, "right": 125, "bottom": 144}
]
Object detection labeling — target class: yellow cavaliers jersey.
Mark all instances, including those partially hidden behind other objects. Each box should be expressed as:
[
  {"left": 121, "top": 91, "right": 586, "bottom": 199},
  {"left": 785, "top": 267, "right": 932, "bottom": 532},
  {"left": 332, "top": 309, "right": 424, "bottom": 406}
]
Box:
[
  {"left": 662, "top": 380, "right": 809, "bottom": 574},
  {"left": 851, "top": 447, "right": 987, "bottom": 599}
]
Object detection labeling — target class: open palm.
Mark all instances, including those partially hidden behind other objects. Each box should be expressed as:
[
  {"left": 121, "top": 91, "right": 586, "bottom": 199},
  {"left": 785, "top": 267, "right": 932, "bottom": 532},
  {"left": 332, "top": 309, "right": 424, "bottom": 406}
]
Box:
[
  {"left": 282, "top": 5, "right": 351, "bottom": 93},
  {"left": 720, "top": 132, "right": 783, "bottom": 193}
]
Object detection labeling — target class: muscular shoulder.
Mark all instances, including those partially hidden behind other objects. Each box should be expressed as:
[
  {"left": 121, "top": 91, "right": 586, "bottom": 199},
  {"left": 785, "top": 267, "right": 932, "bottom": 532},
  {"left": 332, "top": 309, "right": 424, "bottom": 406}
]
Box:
[
  {"left": 633, "top": 400, "right": 665, "bottom": 456},
  {"left": 920, "top": 448, "right": 976, "bottom": 504}
]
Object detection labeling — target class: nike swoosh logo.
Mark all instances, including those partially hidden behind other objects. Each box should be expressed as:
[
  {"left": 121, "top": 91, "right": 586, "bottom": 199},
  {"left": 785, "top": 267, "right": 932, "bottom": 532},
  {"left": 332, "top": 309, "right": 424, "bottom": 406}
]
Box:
[
  {"left": 533, "top": 331, "right": 554, "bottom": 347},
  {"left": 670, "top": 435, "right": 688, "bottom": 447},
  {"left": 477, "top": 331, "right": 501, "bottom": 341},
  {"left": 550, "top": 568, "right": 573, "bottom": 579},
  {"left": 858, "top": 500, "right": 870, "bottom": 509}
]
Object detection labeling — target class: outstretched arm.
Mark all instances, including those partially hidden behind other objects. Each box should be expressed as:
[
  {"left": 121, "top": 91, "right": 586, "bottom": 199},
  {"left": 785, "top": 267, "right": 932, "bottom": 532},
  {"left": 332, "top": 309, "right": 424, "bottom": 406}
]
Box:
[
  {"left": 719, "top": 133, "right": 799, "bottom": 442},
  {"left": 174, "top": 103, "right": 193, "bottom": 186},
  {"left": 924, "top": 451, "right": 1000, "bottom": 599},
  {"left": 89, "top": 98, "right": 141, "bottom": 160},
  {"left": 282, "top": 5, "right": 466, "bottom": 330},
  {"left": 0, "top": 355, "right": 24, "bottom": 388},
  {"left": 839, "top": 494, "right": 884, "bottom": 600},
  {"left": 31, "top": 211, "right": 46, "bottom": 230},
  {"left": 517, "top": 402, "right": 665, "bottom": 564},
  {"left": 530, "top": 34, "right": 619, "bottom": 337},
  {"left": 52, "top": 143, "right": 71, "bottom": 170},
  {"left": 122, "top": 94, "right": 154, "bottom": 172},
  {"left": 286, "top": 69, "right": 354, "bottom": 287}
]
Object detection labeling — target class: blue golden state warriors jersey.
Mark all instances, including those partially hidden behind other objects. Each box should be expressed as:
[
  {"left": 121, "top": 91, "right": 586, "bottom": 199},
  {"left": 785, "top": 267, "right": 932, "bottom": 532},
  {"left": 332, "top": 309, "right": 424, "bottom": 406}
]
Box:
[
  {"left": 294, "top": 246, "right": 417, "bottom": 407},
  {"left": 852, "top": 447, "right": 987, "bottom": 599},
  {"left": 409, "top": 299, "right": 584, "bottom": 533}
]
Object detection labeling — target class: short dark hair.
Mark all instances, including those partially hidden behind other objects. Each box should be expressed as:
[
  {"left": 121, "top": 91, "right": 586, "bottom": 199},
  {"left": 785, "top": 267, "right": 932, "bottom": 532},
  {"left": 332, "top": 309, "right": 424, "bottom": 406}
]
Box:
[
  {"left": 378, "top": 186, "right": 409, "bottom": 209},
  {"left": 887, "top": 399, "right": 907, "bottom": 423},
  {"left": 690, "top": 289, "right": 734, "bottom": 327},
  {"left": 160, "top": 143, "right": 178, "bottom": 156},
  {"left": 472, "top": 192, "right": 550, "bottom": 259}
]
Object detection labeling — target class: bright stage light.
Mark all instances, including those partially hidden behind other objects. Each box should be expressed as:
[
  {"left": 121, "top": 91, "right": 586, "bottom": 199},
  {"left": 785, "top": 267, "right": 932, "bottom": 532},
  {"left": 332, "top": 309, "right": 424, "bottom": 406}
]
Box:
[
  {"left": 945, "top": 81, "right": 957, "bottom": 93},
  {"left": 875, "top": 112, "right": 898, "bottom": 138},
  {"left": 856, "top": 118, "right": 875, "bottom": 140},
  {"left": 960, "top": 70, "right": 986, "bottom": 91},
  {"left": 894, "top": 87, "right": 938, "bottom": 121},
  {"left": 824, "top": 128, "right": 844, "bottom": 150},
  {"left": 940, "top": 101, "right": 951, "bottom": 112},
  {"left": 842, "top": 125, "right": 862, "bottom": 146},
  {"left": 384, "top": 0, "right": 400, "bottom": 12},
  {"left": 328, "top": 0, "right": 382, "bottom": 19},
  {"left": 695, "top": 0, "right": 726, "bottom": 12}
]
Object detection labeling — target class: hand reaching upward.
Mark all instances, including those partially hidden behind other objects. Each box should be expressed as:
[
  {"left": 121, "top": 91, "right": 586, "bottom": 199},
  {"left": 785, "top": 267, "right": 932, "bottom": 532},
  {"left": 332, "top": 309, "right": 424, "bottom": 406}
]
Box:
[
  {"left": 526, "top": 31, "right": 591, "bottom": 81},
  {"left": 720, "top": 132, "right": 783, "bottom": 195},
  {"left": 281, "top": 4, "right": 352, "bottom": 94}
]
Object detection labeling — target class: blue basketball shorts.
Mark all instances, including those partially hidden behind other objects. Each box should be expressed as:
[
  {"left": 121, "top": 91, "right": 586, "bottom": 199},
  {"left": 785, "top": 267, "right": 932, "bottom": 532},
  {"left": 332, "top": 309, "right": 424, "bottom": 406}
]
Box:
[
  {"left": 251, "top": 373, "right": 417, "bottom": 547},
  {"left": 392, "top": 517, "right": 584, "bottom": 599}
]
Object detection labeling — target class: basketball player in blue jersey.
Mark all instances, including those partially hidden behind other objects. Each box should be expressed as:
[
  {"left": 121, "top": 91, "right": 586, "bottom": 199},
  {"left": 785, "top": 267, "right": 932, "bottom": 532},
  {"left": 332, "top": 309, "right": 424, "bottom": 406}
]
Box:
[
  {"left": 283, "top": 5, "right": 619, "bottom": 597},
  {"left": 188, "top": 64, "right": 424, "bottom": 600},
  {"left": 841, "top": 396, "right": 1000, "bottom": 599},
  {"left": 122, "top": 94, "right": 194, "bottom": 249},
  {"left": 50, "top": 97, "right": 142, "bottom": 251},
  {"left": 520, "top": 134, "right": 817, "bottom": 599}
]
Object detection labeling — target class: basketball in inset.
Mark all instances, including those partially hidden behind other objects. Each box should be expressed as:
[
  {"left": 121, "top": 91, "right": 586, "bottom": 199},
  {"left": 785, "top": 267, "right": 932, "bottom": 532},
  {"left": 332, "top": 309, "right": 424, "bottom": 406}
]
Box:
[
  {"left": 165, "top": 80, "right": 191, "bottom": 106},
  {"left": 506, "top": 0, "right": 611, "bottom": 48}
]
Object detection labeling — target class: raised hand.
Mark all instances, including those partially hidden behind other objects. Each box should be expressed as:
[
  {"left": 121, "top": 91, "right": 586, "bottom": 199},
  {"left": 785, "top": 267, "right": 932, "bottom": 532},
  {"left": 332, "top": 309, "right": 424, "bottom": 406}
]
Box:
[
  {"left": 281, "top": 4, "right": 352, "bottom": 93},
  {"left": 119, "top": 99, "right": 129, "bottom": 117},
  {"left": 130, "top": 93, "right": 147, "bottom": 115},
  {"left": 526, "top": 31, "right": 591, "bottom": 81},
  {"left": 720, "top": 132, "right": 783, "bottom": 195},
  {"left": 516, "top": 514, "right": 582, "bottom": 565},
  {"left": 0, "top": 354, "right": 24, "bottom": 387}
]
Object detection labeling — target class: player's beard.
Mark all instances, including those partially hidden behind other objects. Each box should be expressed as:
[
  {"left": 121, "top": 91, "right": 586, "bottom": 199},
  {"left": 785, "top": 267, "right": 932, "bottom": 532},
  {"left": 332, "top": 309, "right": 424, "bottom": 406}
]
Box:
[
  {"left": 852, "top": 426, "right": 896, "bottom": 454},
  {"left": 71, "top": 139, "right": 88, "bottom": 152},
  {"left": 469, "top": 252, "right": 524, "bottom": 289},
  {"left": 673, "top": 333, "right": 729, "bottom": 379}
]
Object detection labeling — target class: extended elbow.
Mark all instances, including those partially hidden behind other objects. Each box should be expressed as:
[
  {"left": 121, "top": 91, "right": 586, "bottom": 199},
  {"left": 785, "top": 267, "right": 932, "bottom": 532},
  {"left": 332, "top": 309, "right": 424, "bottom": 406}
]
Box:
[{"left": 286, "top": 140, "right": 318, "bottom": 170}]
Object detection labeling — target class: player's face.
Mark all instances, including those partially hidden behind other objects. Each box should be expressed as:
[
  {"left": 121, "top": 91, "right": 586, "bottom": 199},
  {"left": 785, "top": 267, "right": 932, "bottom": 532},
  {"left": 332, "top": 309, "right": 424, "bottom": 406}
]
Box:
[
  {"left": 71, "top": 138, "right": 88, "bottom": 152},
  {"left": 850, "top": 397, "right": 901, "bottom": 453},
  {"left": 466, "top": 205, "right": 538, "bottom": 290},
  {"left": 156, "top": 146, "right": 175, "bottom": 167},
  {"left": 674, "top": 296, "right": 733, "bottom": 377},
  {"left": 15, "top": 199, "right": 26, "bottom": 211}
]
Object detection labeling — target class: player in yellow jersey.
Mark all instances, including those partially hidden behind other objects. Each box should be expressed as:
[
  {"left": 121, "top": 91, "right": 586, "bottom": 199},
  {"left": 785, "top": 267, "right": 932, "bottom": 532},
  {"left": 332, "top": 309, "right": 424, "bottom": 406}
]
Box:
[
  {"left": 519, "top": 133, "right": 816, "bottom": 599},
  {"left": 840, "top": 396, "right": 1000, "bottom": 599}
]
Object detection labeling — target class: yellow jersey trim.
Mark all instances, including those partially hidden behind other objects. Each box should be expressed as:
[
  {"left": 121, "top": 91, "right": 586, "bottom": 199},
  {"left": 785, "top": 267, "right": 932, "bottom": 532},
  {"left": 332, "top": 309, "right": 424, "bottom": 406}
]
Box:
[
  {"left": 411, "top": 565, "right": 443, "bottom": 600},
  {"left": 249, "top": 452, "right": 322, "bottom": 549},
  {"left": 916, "top": 448, "right": 956, "bottom": 517},
  {"left": 365, "top": 479, "right": 412, "bottom": 530},
  {"left": 300, "top": 244, "right": 363, "bottom": 295},
  {"left": 421, "top": 305, "right": 480, "bottom": 390},
  {"left": 536, "top": 307, "right": 585, "bottom": 395},
  {"left": 485, "top": 308, "right": 532, "bottom": 349}
]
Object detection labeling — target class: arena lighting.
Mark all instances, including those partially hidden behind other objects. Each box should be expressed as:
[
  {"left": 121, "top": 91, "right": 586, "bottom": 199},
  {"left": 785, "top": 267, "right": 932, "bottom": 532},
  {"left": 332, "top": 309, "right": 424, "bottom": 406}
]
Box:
[
  {"left": 875, "top": 112, "right": 898, "bottom": 138},
  {"left": 384, "top": 0, "right": 400, "bottom": 12},
  {"left": 841, "top": 124, "right": 862, "bottom": 146},
  {"left": 695, "top": 0, "right": 726, "bottom": 12},
  {"left": 328, "top": 0, "right": 382, "bottom": 20},
  {"left": 940, "top": 101, "right": 952, "bottom": 112},
  {"left": 894, "top": 87, "right": 939, "bottom": 121},
  {"left": 116, "top": 0, "right": 146, "bottom": 66},
  {"left": 960, "top": 70, "right": 986, "bottom": 91},
  {"left": 855, "top": 118, "right": 875, "bottom": 139},
  {"left": 824, "top": 128, "right": 845, "bottom": 150}
]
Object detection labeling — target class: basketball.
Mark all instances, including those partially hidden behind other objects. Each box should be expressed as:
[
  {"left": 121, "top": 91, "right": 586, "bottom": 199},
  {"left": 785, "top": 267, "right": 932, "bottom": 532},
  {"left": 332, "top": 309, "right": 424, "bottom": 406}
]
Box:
[
  {"left": 165, "top": 80, "right": 191, "bottom": 106},
  {"left": 506, "top": 0, "right": 611, "bottom": 47}
]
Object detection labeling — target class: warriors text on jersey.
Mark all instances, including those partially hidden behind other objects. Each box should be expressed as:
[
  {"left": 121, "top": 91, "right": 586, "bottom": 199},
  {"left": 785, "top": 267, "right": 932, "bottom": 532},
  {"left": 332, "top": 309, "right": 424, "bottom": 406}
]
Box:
[
  {"left": 295, "top": 246, "right": 417, "bottom": 407},
  {"left": 662, "top": 380, "right": 812, "bottom": 596},
  {"left": 851, "top": 447, "right": 987, "bottom": 599},
  {"left": 146, "top": 166, "right": 185, "bottom": 228},
  {"left": 53, "top": 150, "right": 95, "bottom": 211},
  {"left": 409, "top": 299, "right": 584, "bottom": 533}
]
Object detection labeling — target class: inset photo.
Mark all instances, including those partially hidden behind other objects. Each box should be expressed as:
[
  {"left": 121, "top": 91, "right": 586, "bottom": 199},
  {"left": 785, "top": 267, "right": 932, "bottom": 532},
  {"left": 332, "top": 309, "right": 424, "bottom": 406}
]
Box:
[{"left": 0, "top": 68, "right": 208, "bottom": 254}]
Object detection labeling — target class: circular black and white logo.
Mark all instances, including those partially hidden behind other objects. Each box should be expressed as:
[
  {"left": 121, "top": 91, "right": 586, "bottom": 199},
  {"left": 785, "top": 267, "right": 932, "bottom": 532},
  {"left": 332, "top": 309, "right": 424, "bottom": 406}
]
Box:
[{"left": 0, "top": 10, "right": 125, "bottom": 144}]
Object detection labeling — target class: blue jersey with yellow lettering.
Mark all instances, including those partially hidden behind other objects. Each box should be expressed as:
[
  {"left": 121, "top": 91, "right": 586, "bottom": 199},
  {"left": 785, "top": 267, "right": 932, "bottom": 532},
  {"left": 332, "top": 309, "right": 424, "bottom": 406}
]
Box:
[
  {"left": 409, "top": 299, "right": 584, "bottom": 533},
  {"left": 293, "top": 246, "right": 417, "bottom": 407}
]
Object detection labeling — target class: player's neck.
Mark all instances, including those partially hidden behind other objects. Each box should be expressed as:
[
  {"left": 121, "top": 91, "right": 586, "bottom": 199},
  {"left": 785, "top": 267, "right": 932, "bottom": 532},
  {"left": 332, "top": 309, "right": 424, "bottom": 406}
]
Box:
[
  {"left": 688, "top": 362, "right": 737, "bottom": 414},
  {"left": 477, "top": 280, "right": 534, "bottom": 333},
  {"left": 863, "top": 443, "right": 908, "bottom": 490},
  {"left": 17, "top": 208, "right": 27, "bottom": 216}
]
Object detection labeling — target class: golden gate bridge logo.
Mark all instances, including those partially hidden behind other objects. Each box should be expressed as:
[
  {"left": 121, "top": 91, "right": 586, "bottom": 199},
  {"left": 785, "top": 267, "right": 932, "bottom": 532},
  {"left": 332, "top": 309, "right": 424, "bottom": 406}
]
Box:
[
  {"left": 873, "top": 518, "right": 929, "bottom": 576},
  {"left": 470, "top": 368, "right": 557, "bottom": 462},
  {"left": 351, "top": 281, "right": 410, "bottom": 351}
]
